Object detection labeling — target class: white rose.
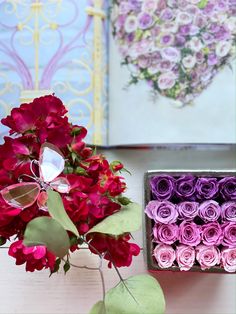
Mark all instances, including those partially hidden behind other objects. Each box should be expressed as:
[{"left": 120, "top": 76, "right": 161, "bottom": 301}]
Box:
[
  {"left": 188, "top": 37, "right": 203, "bottom": 52},
  {"left": 215, "top": 41, "right": 232, "bottom": 57},
  {"left": 176, "top": 11, "right": 192, "bottom": 25},
  {"left": 124, "top": 15, "right": 138, "bottom": 33},
  {"left": 182, "top": 55, "right": 197, "bottom": 69},
  {"left": 158, "top": 71, "right": 177, "bottom": 90},
  {"left": 225, "top": 17, "right": 236, "bottom": 33},
  {"left": 161, "top": 47, "right": 181, "bottom": 63}
]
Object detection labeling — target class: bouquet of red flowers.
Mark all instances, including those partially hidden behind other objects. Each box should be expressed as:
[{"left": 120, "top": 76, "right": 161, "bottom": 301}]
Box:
[{"left": 0, "top": 95, "right": 165, "bottom": 314}]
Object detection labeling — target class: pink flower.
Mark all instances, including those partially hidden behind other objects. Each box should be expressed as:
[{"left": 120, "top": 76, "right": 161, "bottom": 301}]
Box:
[
  {"left": 153, "top": 223, "right": 179, "bottom": 245},
  {"left": 145, "top": 201, "right": 178, "bottom": 224},
  {"left": 221, "top": 247, "right": 236, "bottom": 273},
  {"left": 201, "top": 222, "right": 223, "bottom": 246},
  {"left": 221, "top": 202, "right": 236, "bottom": 222},
  {"left": 153, "top": 244, "right": 176, "bottom": 269},
  {"left": 177, "top": 201, "right": 199, "bottom": 220},
  {"left": 8, "top": 240, "right": 56, "bottom": 272},
  {"left": 199, "top": 200, "right": 221, "bottom": 223},
  {"left": 222, "top": 222, "right": 236, "bottom": 248},
  {"left": 176, "top": 245, "right": 195, "bottom": 271},
  {"left": 196, "top": 245, "right": 220, "bottom": 270},
  {"left": 179, "top": 221, "right": 201, "bottom": 246},
  {"left": 158, "top": 72, "right": 177, "bottom": 90}
]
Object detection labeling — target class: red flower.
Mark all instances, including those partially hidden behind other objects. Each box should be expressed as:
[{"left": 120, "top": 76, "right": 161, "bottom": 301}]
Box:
[
  {"left": 0, "top": 196, "right": 21, "bottom": 229},
  {"left": 0, "top": 95, "right": 139, "bottom": 274},
  {"left": 100, "top": 174, "right": 126, "bottom": 197},
  {"left": 9, "top": 240, "right": 56, "bottom": 272},
  {"left": 1, "top": 95, "right": 66, "bottom": 135},
  {"left": 88, "top": 233, "right": 140, "bottom": 268}
]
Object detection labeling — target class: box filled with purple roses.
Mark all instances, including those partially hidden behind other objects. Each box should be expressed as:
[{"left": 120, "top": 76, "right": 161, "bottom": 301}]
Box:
[{"left": 144, "top": 170, "right": 236, "bottom": 273}]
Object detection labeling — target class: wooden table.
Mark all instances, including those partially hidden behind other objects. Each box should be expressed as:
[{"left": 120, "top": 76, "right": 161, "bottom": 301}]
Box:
[{"left": 1, "top": 148, "right": 236, "bottom": 314}]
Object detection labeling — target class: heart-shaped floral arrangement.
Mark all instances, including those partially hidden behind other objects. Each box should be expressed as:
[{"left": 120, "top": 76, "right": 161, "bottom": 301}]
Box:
[{"left": 111, "top": 0, "right": 236, "bottom": 104}]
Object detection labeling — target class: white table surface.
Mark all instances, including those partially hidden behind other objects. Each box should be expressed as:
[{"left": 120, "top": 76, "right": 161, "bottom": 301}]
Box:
[{"left": 1, "top": 148, "right": 236, "bottom": 314}]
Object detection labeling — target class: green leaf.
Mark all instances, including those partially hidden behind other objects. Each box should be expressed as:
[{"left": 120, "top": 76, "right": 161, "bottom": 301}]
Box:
[
  {"left": 0, "top": 236, "right": 6, "bottom": 246},
  {"left": 87, "top": 202, "right": 141, "bottom": 236},
  {"left": 47, "top": 190, "right": 79, "bottom": 237},
  {"left": 105, "top": 274, "right": 165, "bottom": 314},
  {"left": 75, "top": 167, "right": 87, "bottom": 175},
  {"left": 198, "top": 0, "right": 208, "bottom": 8},
  {"left": 50, "top": 258, "right": 61, "bottom": 276},
  {"left": 89, "top": 301, "right": 106, "bottom": 314},
  {"left": 117, "top": 196, "right": 132, "bottom": 206},
  {"left": 23, "top": 217, "right": 71, "bottom": 258},
  {"left": 63, "top": 261, "right": 71, "bottom": 274}
]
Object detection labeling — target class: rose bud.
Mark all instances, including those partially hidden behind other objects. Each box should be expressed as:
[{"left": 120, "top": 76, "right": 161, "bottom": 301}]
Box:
[
  {"left": 150, "top": 175, "right": 175, "bottom": 201},
  {"left": 176, "top": 245, "right": 195, "bottom": 271},
  {"left": 153, "top": 244, "right": 176, "bottom": 269},
  {"left": 196, "top": 245, "right": 220, "bottom": 270},
  {"left": 110, "top": 161, "right": 124, "bottom": 172}
]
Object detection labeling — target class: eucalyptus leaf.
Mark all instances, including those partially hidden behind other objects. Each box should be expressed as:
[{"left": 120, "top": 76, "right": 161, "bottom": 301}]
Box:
[
  {"left": 89, "top": 301, "right": 106, "bottom": 314},
  {"left": 47, "top": 190, "right": 79, "bottom": 237},
  {"left": 87, "top": 202, "right": 141, "bottom": 236},
  {"left": 23, "top": 217, "right": 71, "bottom": 258},
  {"left": 105, "top": 274, "right": 165, "bottom": 314}
]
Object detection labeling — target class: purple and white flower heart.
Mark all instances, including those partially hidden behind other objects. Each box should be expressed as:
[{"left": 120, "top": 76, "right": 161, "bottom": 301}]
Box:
[{"left": 111, "top": 0, "right": 236, "bottom": 104}]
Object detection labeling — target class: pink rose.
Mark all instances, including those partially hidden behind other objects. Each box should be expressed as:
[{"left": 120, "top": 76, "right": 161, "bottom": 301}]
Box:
[
  {"left": 222, "top": 222, "right": 236, "bottom": 248},
  {"left": 201, "top": 222, "right": 223, "bottom": 246},
  {"left": 221, "top": 247, "right": 236, "bottom": 273},
  {"left": 153, "top": 244, "right": 176, "bottom": 269},
  {"left": 196, "top": 245, "right": 220, "bottom": 270},
  {"left": 153, "top": 223, "right": 179, "bottom": 245},
  {"left": 158, "top": 71, "right": 176, "bottom": 90},
  {"left": 199, "top": 200, "right": 221, "bottom": 223},
  {"left": 179, "top": 221, "right": 201, "bottom": 246},
  {"left": 145, "top": 200, "right": 178, "bottom": 224},
  {"left": 221, "top": 202, "right": 236, "bottom": 222},
  {"left": 176, "top": 245, "right": 195, "bottom": 271}
]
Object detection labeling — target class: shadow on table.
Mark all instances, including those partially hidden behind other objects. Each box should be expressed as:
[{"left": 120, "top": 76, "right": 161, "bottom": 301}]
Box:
[{"left": 151, "top": 271, "right": 231, "bottom": 314}]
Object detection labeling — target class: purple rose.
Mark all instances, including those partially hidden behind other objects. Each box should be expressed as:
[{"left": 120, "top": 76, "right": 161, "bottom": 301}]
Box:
[
  {"left": 195, "top": 177, "right": 219, "bottom": 200},
  {"left": 145, "top": 200, "right": 157, "bottom": 219},
  {"left": 147, "top": 201, "right": 178, "bottom": 224},
  {"left": 221, "top": 247, "right": 236, "bottom": 273},
  {"left": 176, "top": 245, "right": 195, "bottom": 271},
  {"left": 150, "top": 175, "right": 175, "bottom": 201},
  {"left": 199, "top": 200, "right": 221, "bottom": 223},
  {"left": 175, "top": 175, "right": 196, "bottom": 200},
  {"left": 219, "top": 177, "right": 236, "bottom": 201},
  {"left": 222, "top": 222, "right": 236, "bottom": 248},
  {"left": 196, "top": 245, "right": 220, "bottom": 270},
  {"left": 153, "top": 223, "right": 179, "bottom": 245},
  {"left": 153, "top": 244, "right": 176, "bottom": 269},
  {"left": 201, "top": 222, "right": 223, "bottom": 246},
  {"left": 137, "top": 12, "right": 153, "bottom": 29},
  {"left": 177, "top": 201, "right": 199, "bottom": 220},
  {"left": 221, "top": 202, "right": 236, "bottom": 222},
  {"left": 179, "top": 221, "right": 201, "bottom": 247}
]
